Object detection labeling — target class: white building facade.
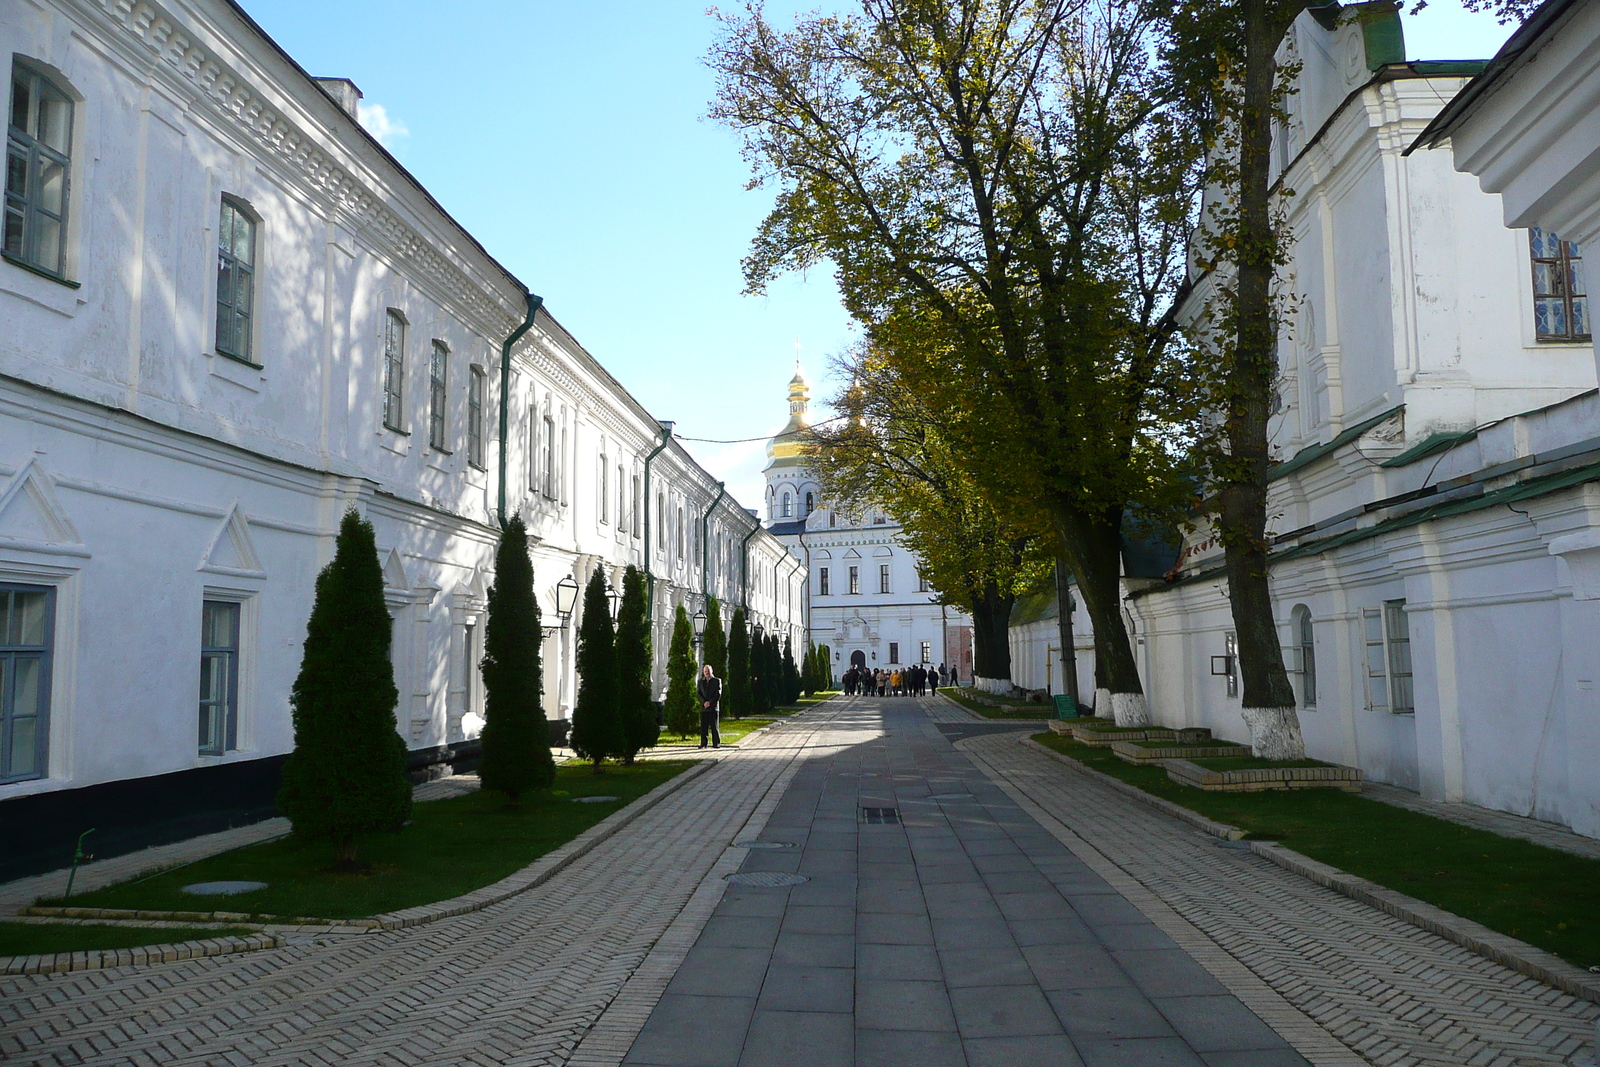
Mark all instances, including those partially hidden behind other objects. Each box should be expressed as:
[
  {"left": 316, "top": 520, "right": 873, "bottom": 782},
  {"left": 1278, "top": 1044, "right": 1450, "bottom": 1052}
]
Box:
[
  {"left": 1125, "top": 1, "right": 1600, "bottom": 837},
  {"left": 761, "top": 369, "right": 972, "bottom": 683},
  {"left": 0, "top": 0, "right": 801, "bottom": 875}
]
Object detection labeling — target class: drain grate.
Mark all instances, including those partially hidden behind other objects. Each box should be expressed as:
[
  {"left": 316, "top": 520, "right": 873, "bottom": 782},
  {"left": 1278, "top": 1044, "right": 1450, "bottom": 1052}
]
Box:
[
  {"left": 734, "top": 840, "right": 797, "bottom": 850},
  {"left": 860, "top": 807, "right": 900, "bottom": 824},
  {"left": 927, "top": 792, "right": 975, "bottom": 801},
  {"left": 726, "top": 871, "right": 810, "bottom": 887}
]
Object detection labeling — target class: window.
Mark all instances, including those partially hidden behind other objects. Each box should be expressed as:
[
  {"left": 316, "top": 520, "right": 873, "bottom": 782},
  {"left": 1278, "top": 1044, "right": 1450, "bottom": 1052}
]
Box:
[
  {"left": 199, "top": 600, "right": 240, "bottom": 756},
  {"left": 1363, "top": 609, "right": 1388, "bottom": 711},
  {"left": 848, "top": 565, "right": 860, "bottom": 595},
  {"left": 888, "top": 642, "right": 900, "bottom": 664},
  {"left": 383, "top": 310, "right": 406, "bottom": 431},
  {"left": 819, "top": 567, "right": 830, "bottom": 596},
  {"left": 467, "top": 368, "right": 485, "bottom": 468},
  {"left": 559, "top": 424, "right": 569, "bottom": 505},
  {"left": 918, "top": 569, "right": 931, "bottom": 593},
  {"left": 428, "top": 340, "right": 449, "bottom": 450},
  {"left": 215, "top": 198, "right": 256, "bottom": 363},
  {"left": 879, "top": 564, "right": 891, "bottom": 594},
  {"left": 5, "top": 63, "right": 72, "bottom": 278},
  {"left": 1531, "top": 228, "right": 1589, "bottom": 341},
  {"left": 873, "top": 513, "right": 887, "bottom": 525},
  {"left": 829, "top": 512, "right": 836, "bottom": 528},
  {"left": 632, "top": 475, "right": 642, "bottom": 538},
  {"left": 1363, "top": 601, "right": 1413, "bottom": 713},
  {"left": 1224, "top": 633, "right": 1238, "bottom": 698},
  {"left": 805, "top": 492, "right": 814, "bottom": 516},
  {"left": 782, "top": 492, "right": 792, "bottom": 518},
  {"left": 599, "top": 453, "right": 609, "bottom": 524},
  {"left": 1294, "top": 607, "right": 1316, "bottom": 708},
  {"left": 657, "top": 493, "right": 666, "bottom": 548},
  {"left": 0, "top": 585, "right": 52, "bottom": 783},
  {"left": 528, "top": 401, "right": 539, "bottom": 490},
  {"left": 676, "top": 507, "right": 685, "bottom": 561},
  {"left": 617, "top": 465, "right": 625, "bottom": 534},
  {"left": 463, "top": 622, "right": 478, "bottom": 718},
  {"left": 542, "top": 416, "right": 556, "bottom": 498},
  {"left": 920, "top": 641, "right": 931, "bottom": 664}
]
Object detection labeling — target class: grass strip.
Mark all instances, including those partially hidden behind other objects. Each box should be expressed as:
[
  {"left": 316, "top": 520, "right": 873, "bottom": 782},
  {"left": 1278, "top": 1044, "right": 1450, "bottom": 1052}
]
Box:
[
  {"left": 939, "top": 687, "right": 1050, "bottom": 719},
  {"left": 656, "top": 718, "right": 774, "bottom": 747},
  {"left": 0, "top": 922, "right": 257, "bottom": 956},
  {"left": 1031, "top": 732, "right": 1600, "bottom": 969},
  {"left": 57, "top": 760, "right": 694, "bottom": 921}
]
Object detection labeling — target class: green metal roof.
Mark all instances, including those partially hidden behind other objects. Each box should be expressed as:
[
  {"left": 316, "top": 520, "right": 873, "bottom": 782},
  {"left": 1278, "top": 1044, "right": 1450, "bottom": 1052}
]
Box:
[
  {"left": 1268, "top": 405, "right": 1404, "bottom": 483},
  {"left": 1379, "top": 429, "right": 1478, "bottom": 468}
]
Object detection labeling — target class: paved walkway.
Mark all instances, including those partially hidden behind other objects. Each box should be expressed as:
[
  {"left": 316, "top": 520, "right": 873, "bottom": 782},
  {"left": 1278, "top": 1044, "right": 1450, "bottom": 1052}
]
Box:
[{"left": 623, "top": 699, "right": 1316, "bottom": 1067}]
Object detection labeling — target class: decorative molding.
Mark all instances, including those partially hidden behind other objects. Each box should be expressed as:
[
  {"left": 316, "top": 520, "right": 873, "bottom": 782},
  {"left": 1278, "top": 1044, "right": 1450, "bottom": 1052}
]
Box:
[
  {"left": 198, "top": 502, "right": 266, "bottom": 579},
  {"left": 0, "top": 457, "right": 89, "bottom": 558}
]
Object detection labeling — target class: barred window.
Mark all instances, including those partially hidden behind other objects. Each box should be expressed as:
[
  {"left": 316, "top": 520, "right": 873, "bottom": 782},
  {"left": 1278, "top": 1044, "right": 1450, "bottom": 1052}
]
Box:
[
  {"left": 5, "top": 63, "right": 72, "bottom": 278},
  {"left": 215, "top": 198, "right": 256, "bottom": 362},
  {"left": 1531, "top": 228, "right": 1589, "bottom": 341}
]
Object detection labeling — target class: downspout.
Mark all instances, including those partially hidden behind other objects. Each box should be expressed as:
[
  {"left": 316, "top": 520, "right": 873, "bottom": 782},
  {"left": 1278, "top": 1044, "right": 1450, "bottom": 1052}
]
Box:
[
  {"left": 797, "top": 526, "right": 811, "bottom": 642},
  {"left": 642, "top": 421, "right": 673, "bottom": 617},
  {"left": 739, "top": 519, "right": 761, "bottom": 613},
  {"left": 497, "top": 291, "right": 543, "bottom": 529},
  {"left": 700, "top": 481, "right": 726, "bottom": 603}
]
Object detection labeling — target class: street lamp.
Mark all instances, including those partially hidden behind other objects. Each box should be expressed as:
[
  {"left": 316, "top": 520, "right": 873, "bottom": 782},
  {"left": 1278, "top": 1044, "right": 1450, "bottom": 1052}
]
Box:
[
  {"left": 554, "top": 575, "right": 580, "bottom": 627},
  {"left": 752, "top": 622, "right": 764, "bottom": 642},
  {"left": 606, "top": 581, "right": 622, "bottom": 620},
  {"left": 692, "top": 607, "right": 707, "bottom": 648}
]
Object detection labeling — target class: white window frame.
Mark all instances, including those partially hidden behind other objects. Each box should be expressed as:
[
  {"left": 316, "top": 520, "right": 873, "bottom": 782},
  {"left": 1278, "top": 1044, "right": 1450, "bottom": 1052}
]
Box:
[
  {"left": 599, "top": 450, "right": 609, "bottom": 525},
  {"left": 467, "top": 366, "right": 486, "bottom": 469},
  {"left": 428, "top": 339, "right": 449, "bottom": 452},
  {"left": 5, "top": 61, "right": 75, "bottom": 281},
  {"left": 383, "top": 309, "right": 408, "bottom": 432},
  {"left": 214, "top": 196, "right": 258, "bottom": 365}
]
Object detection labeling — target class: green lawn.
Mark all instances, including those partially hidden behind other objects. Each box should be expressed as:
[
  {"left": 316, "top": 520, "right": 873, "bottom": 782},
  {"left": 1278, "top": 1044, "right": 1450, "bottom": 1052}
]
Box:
[
  {"left": 656, "top": 717, "right": 774, "bottom": 747},
  {"left": 940, "top": 687, "right": 1050, "bottom": 719},
  {"left": 0, "top": 922, "right": 257, "bottom": 956},
  {"left": 57, "top": 761, "right": 694, "bottom": 921},
  {"left": 1032, "top": 732, "right": 1600, "bottom": 969}
]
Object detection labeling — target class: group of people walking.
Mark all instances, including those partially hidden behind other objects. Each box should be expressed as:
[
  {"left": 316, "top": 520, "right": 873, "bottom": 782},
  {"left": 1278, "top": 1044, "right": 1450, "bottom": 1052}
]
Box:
[{"left": 842, "top": 663, "right": 953, "bottom": 697}]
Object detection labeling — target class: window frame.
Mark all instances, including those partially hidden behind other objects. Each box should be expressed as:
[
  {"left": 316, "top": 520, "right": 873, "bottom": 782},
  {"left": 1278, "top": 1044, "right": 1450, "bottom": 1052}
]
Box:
[
  {"left": 382, "top": 309, "right": 408, "bottom": 432},
  {"left": 467, "top": 366, "right": 486, "bottom": 469},
  {"left": 1294, "top": 607, "right": 1317, "bottom": 708},
  {"left": 1384, "top": 599, "right": 1414, "bottom": 714},
  {"left": 1530, "top": 227, "right": 1590, "bottom": 342},
  {"left": 888, "top": 641, "right": 900, "bottom": 665},
  {"left": 0, "top": 583, "right": 54, "bottom": 784},
  {"left": 632, "top": 475, "right": 642, "bottom": 538},
  {"left": 214, "top": 196, "right": 258, "bottom": 365},
  {"left": 879, "top": 563, "right": 891, "bottom": 594},
  {"left": 599, "top": 452, "right": 609, "bottom": 525},
  {"left": 428, "top": 339, "right": 450, "bottom": 452},
  {"left": 198, "top": 599, "right": 241, "bottom": 757},
  {"left": 5, "top": 62, "right": 74, "bottom": 283},
  {"left": 920, "top": 640, "right": 931, "bottom": 664},
  {"left": 542, "top": 414, "right": 557, "bottom": 498},
  {"left": 848, "top": 565, "right": 860, "bottom": 595},
  {"left": 818, "top": 566, "right": 829, "bottom": 596}
]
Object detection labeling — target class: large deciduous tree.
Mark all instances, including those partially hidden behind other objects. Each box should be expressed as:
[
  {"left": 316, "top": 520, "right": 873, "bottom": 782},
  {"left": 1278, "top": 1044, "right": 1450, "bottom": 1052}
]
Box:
[
  {"left": 614, "top": 564, "right": 656, "bottom": 764},
  {"left": 709, "top": 0, "right": 1200, "bottom": 724},
  {"left": 570, "top": 569, "right": 622, "bottom": 772},
  {"left": 478, "top": 515, "right": 555, "bottom": 801},
  {"left": 278, "top": 508, "right": 412, "bottom": 869}
]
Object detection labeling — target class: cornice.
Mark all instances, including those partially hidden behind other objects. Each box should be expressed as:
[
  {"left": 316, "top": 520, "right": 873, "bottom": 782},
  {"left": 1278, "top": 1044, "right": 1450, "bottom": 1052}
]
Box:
[{"left": 74, "top": 0, "right": 524, "bottom": 336}]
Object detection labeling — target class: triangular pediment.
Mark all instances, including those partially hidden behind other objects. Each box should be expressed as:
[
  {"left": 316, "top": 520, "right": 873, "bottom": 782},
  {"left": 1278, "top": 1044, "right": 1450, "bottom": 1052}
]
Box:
[
  {"left": 843, "top": 547, "right": 862, "bottom": 559},
  {"left": 200, "top": 504, "right": 265, "bottom": 578},
  {"left": 0, "top": 458, "right": 86, "bottom": 554},
  {"left": 382, "top": 547, "right": 411, "bottom": 592}
]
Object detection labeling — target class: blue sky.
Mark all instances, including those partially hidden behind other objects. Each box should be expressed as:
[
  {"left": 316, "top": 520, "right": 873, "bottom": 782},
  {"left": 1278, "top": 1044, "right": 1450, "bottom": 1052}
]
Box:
[{"left": 246, "top": 0, "right": 1519, "bottom": 509}]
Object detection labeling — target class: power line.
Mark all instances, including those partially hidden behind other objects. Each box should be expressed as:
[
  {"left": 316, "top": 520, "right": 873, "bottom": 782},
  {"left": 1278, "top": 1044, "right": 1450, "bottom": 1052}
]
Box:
[{"left": 673, "top": 415, "right": 846, "bottom": 445}]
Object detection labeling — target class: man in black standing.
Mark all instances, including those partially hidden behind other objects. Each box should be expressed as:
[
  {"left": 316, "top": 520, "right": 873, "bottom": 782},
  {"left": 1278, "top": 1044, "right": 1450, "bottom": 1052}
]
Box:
[{"left": 697, "top": 663, "right": 723, "bottom": 749}]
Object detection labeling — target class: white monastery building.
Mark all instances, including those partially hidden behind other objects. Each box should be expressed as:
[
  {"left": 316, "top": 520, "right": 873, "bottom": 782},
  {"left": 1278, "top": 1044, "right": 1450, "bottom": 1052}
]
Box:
[
  {"left": 760, "top": 368, "right": 973, "bottom": 683},
  {"left": 1121, "top": 0, "right": 1600, "bottom": 838},
  {"left": 0, "top": 0, "right": 802, "bottom": 878}
]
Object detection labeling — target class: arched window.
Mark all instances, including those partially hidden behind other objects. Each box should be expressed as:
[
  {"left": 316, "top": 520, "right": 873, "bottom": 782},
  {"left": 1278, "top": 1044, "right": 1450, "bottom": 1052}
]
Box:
[
  {"left": 782, "top": 492, "right": 792, "bottom": 518},
  {"left": 1293, "top": 605, "right": 1317, "bottom": 708}
]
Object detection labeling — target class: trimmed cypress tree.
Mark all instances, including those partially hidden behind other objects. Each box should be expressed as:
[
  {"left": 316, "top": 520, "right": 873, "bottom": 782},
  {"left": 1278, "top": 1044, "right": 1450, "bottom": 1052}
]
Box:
[
  {"left": 479, "top": 515, "right": 554, "bottom": 801},
  {"left": 782, "top": 637, "right": 801, "bottom": 706},
  {"left": 726, "top": 607, "right": 751, "bottom": 720},
  {"left": 664, "top": 605, "right": 698, "bottom": 739},
  {"left": 703, "top": 597, "right": 727, "bottom": 683},
  {"left": 278, "top": 508, "right": 412, "bottom": 869},
  {"left": 615, "top": 565, "right": 655, "bottom": 764},
  {"left": 748, "top": 629, "right": 769, "bottom": 714},
  {"left": 801, "top": 645, "right": 816, "bottom": 697},
  {"left": 570, "top": 569, "right": 622, "bottom": 772},
  {"left": 764, "top": 634, "right": 783, "bottom": 711}
]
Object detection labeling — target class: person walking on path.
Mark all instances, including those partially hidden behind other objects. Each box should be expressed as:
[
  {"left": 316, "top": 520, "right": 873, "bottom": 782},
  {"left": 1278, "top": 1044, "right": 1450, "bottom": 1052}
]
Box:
[{"left": 696, "top": 664, "right": 722, "bottom": 749}]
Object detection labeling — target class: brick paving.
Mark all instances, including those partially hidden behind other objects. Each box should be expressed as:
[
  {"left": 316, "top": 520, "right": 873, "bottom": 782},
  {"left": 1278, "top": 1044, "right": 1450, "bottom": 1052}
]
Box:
[
  {"left": 0, "top": 711, "right": 846, "bottom": 1067},
  {"left": 623, "top": 699, "right": 1318, "bottom": 1067},
  {"left": 960, "top": 729, "right": 1600, "bottom": 1067}
]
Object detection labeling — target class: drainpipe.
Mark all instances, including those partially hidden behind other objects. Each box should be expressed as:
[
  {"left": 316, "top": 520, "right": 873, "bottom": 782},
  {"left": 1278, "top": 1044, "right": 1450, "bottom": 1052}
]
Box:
[
  {"left": 739, "top": 519, "right": 761, "bottom": 613},
  {"left": 642, "top": 421, "right": 674, "bottom": 616},
  {"left": 497, "top": 291, "right": 543, "bottom": 529},
  {"left": 700, "top": 481, "right": 725, "bottom": 603},
  {"left": 796, "top": 526, "right": 812, "bottom": 643}
]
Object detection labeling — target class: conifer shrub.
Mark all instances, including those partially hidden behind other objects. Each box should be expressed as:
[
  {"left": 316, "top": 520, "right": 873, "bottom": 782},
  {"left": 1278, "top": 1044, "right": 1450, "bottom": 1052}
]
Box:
[
  {"left": 764, "top": 634, "right": 783, "bottom": 711},
  {"left": 615, "top": 565, "right": 656, "bottom": 763},
  {"left": 782, "top": 637, "right": 801, "bottom": 705},
  {"left": 703, "top": 597, "right": 727, "bottom": 684},
  {"left": 570, "top": 570, "right": 622, "bottom": 772},
  {"left": 278, "top": 508, "right": 412, "bottom": 869},
  {"left": 665, "top": 605, "right": 699, "bottom": 739},
  {"left": 478, "top": 515, "right": 554, "bottom": 802},
  {"left": 726, "top": 607, "right": 751, "bottom": 720}
]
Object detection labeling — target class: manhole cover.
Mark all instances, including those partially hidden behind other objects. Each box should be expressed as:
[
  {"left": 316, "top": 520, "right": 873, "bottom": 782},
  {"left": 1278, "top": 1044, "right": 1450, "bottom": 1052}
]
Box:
[
  {"left": 725, "top": 871, "right": 810, "bottom": 887},
  {"left": 928, "top": 792, "right": 975, "bottom": 800},
  {"left": 181, "top": 880, "right": 267, "bottom": 896},
  {"left": 860, "top": 807, "right": 900, "bottom": 824},
  {"left": 734, "top": 840, "right": 796, "bottom": 850},
  {"left": 574, "top": 795, "right": 620, "bottom": 803}
]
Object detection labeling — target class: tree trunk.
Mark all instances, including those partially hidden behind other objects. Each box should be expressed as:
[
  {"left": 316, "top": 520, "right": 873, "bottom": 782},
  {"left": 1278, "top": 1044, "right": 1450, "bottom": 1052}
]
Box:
[
  {"left": 969, "top": 581, "right": 1015, "bottom": 690},
  {"left": 1054, "top": 558, "right": 1080, "bottom": 708},
  {"left": 1055, "top": 505, "right": 1148, "bottom": 726},
  {"left": 1220, "top": 0, "right": 1304, "bottom": 760}
]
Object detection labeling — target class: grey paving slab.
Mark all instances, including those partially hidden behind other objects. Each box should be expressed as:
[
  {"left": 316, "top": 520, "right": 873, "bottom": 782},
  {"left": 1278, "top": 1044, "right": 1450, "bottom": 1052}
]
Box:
[{"left": 620, "top": 697, "right": 1319, "bottom": 1067}]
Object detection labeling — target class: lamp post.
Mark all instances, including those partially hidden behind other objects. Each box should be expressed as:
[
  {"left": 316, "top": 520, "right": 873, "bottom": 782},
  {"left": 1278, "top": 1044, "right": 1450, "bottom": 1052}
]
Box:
[
  {"left": 554, "top": 575, "right": 580, "bottom": 628},
  {"left": 692, "top": 607, "right": 707, "bottom": 650},
  {"left": 606, "top": 581, "right": 621, "bottom": 621},
  {"left": 752, "top": 622, "right": 764, "bottom": 643}
]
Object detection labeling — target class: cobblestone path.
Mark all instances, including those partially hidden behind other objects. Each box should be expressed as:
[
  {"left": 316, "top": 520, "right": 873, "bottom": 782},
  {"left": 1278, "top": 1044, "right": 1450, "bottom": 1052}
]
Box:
[
  {"left": 959, "top": 729, "right": 1599, "bottom": 1067},
  {"left": 0, "top": 708, "right": 852, "bottom": 1067}
]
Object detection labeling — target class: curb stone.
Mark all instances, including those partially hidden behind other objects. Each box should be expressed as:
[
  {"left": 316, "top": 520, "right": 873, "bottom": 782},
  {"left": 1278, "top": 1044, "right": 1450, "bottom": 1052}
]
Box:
[
  {"left": 0, "top": 932, "right": 284, "bottom": 976},
  {"left": 19, "top": 759, "right": 718, "bottom": 937},
  {"left": 1021, "top": 735, "right": 1600, "bottom": 1005}
]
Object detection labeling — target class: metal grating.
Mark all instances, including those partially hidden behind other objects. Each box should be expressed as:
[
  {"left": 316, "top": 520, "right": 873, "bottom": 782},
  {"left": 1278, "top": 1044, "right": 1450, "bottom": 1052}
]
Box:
[
  {"left": 734, "top": 840, "right": 797, "bottom": 850},
  {"left": 725, "top": 871, "right": 810, "bottom": 887},
  {"left": 860, "top": 807, "right": 900, "bottom": 824}
]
